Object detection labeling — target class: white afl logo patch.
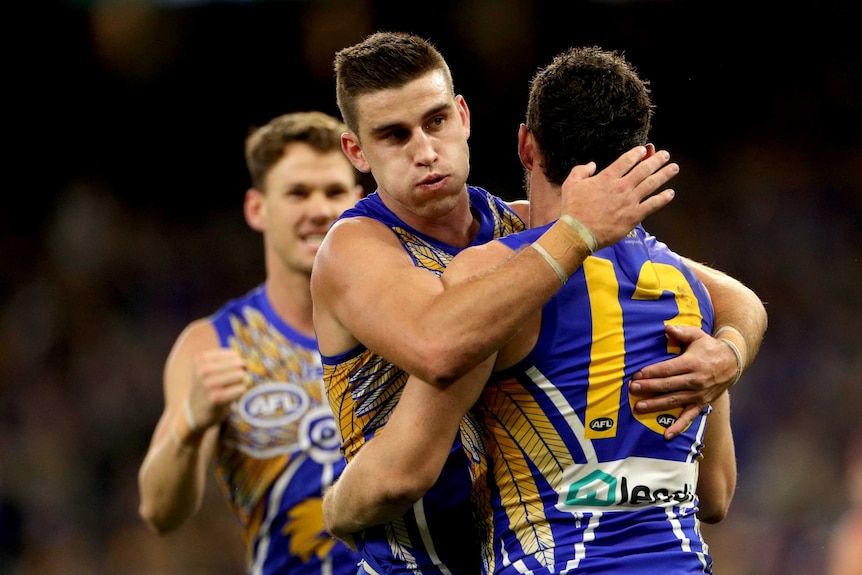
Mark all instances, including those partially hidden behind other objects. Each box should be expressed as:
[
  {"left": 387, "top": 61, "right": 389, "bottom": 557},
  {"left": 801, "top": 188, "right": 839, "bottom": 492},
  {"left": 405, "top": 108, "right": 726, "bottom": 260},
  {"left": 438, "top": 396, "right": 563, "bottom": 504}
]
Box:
[
  {"left": 239, "top": 382, "right": 309, "bottom": 428},
  {"left": 299, "top": 406, "right": 344, "bottom": 464}
]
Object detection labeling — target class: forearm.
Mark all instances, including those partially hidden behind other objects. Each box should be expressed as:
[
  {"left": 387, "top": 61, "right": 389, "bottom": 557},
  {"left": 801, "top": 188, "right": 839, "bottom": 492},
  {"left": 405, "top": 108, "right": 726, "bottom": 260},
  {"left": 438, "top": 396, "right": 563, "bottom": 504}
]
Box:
[
  {"left": 324, "top": 441, "right": 435, "bottom": 540},
  {"left": 325, "top": 360, "right": 492, "bottom": 538},
  {"left": 324, "top": 408, "right": 460, "bottom": 539},
  {"left": 138, "top": 415, "right": 209, "bottom": 533},
  {"left": 685, "top": 259, "right": 767, "bottom": 372},
  {"left": 696, "top": 392, "right": 736, "bottom": 523},
  {"left": 408, "top": 221, "right": 591, "bottom": 384}
]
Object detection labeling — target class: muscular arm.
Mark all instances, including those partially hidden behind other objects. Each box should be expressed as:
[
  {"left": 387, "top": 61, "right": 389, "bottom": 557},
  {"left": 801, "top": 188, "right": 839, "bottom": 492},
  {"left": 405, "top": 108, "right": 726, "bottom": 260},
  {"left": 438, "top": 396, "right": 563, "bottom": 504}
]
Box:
[
  {"left": 323, "top": 356, "right": 495, "bottom": 541},
  {"left": 696, "top": 391, "right": 736, "bottom": 523},
  {"left": 687, "top": 259, "right": 766, "bottom": 368},
  {"left": 137, "top": 321, "right": 248, "bottom": 533},
  {"left": 324, "top": 241, "right": 519, "bottom": 540},
  {"left": 630, "top": 260, "right": 767, "bottom": 438},
  {"left": 313, "top": 148, "right": 677, "bottom": 385}
]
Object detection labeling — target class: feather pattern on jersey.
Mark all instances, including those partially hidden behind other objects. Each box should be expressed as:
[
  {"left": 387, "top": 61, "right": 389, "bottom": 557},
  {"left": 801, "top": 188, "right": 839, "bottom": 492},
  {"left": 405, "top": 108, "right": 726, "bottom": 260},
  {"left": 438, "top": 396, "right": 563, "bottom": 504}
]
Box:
[
  {"left": 384, "top": 520, "right": 419, "bottom": 568},
  {"left": 324, "top": 356, "right": 366, "bottom": 460},
  {"left": 484, "top": 194, "right": 527, "bottom": 237},
  {"left": 460, "top": 411, "right": 495, "bottom": 572},
  {"left": 483, "top": 381, "right": 577, "bottom": 567},
  {"left": 220, "top": 307, "right": 324, "bottom": 505},
  {"left": 324, "top": 350, "right": 409, "bottom": 460},
  {"left": 392, "top": 227, "right": 452, "bottom": 275}
]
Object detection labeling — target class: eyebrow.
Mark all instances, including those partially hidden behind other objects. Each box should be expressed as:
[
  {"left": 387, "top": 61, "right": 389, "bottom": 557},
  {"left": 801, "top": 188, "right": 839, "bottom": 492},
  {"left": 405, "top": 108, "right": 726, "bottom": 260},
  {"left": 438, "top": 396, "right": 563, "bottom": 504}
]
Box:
[{"left": 367, "top": 101, "right": 452, "bottom": 139}]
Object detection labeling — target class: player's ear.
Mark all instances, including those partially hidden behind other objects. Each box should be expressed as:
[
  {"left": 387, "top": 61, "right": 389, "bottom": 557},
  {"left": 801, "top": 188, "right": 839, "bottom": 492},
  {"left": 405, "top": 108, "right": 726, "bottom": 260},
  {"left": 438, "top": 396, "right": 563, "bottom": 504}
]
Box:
[
  {"left": 518, "top": 124, "right": 535, "bottom": 171},
  {"left": 644, "top": 143, "right": 656, "bottom": 159},
  {"left": 342, "top": 132, "right": 370, "bottom": 173},
  {"left": 244, "top": 188, "right": 266, "bottom": 232},
  {"left": 456, "top": 94, "right": 471, "bottom": 140}
]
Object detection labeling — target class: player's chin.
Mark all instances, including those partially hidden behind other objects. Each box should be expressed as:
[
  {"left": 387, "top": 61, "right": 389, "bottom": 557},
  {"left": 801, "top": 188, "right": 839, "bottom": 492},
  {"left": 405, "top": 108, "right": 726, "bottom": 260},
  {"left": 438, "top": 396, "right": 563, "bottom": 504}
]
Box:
[
  {"left": 300, "top": 241, "right": 323, "bottom": 259},
  {"left": 293, "top": 251, "right": 317, "bottom": 274}
]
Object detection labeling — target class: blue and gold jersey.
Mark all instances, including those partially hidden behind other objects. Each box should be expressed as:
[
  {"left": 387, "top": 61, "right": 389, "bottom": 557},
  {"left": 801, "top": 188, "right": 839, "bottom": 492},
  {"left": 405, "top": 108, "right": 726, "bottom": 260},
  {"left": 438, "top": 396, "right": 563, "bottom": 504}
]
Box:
[
  {"left": 485, "top": 224, "right": 716, "bottom": 574},
  {"left": 210, "top": 285, "right": 359, "bottom": 575},
  {"left": 322, "top": 187, "right": 525, "bottom": 575}
]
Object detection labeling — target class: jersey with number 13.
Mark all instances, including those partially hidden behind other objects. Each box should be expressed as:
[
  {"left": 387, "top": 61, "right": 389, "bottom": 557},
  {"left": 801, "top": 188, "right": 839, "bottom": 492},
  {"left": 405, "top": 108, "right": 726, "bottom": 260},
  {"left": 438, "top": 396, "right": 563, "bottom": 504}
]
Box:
[{"left": 481, "top": 223, "right": 716, "bottom": 574}]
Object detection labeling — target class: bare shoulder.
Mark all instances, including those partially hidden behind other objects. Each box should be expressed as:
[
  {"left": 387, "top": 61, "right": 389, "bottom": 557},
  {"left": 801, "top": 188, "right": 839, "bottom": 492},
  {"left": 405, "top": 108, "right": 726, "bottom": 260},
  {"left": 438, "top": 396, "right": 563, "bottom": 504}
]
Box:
[
  {"left": 172, "top": 318, "right": 219, "bottom": 356},
  {"left": 165, "top": 319, "right": 219, "bottom": 376},
  {"left": 312, "top": 216, "right": 418, "bottom": 355},
  {"left": 315, "top": 217, "right": 401, "bottom": 274},
  {"left": 506, "top": 199, "right": 530, "bottom": 223}
]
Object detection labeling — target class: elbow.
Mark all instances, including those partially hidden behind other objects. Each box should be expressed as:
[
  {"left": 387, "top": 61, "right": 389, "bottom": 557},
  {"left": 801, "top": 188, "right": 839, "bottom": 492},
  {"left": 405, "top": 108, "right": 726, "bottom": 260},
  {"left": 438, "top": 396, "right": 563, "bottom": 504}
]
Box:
[
  {"left": 373, "top": 453, "right": 443, "bottom": 512},
  {"left": 138, "top": 500, "right": 181, "bottom": 535},
  {"left": 696, "top": 488, "right": 735, "bottom": 524},
  {"left": 324, "top": 515, "right": 353, "bottom": 542},
  {"left": 138, "top": 506, "right": 167, "bottom": 535},
  {"left": 390, "top": 471, "right": 438, "bottom": 504},
  {"left": 323, "top": 473, "right": 435, "bottom": 538},
  {"left": 697, "top": 502, "right": 729, "bottom": 524},
  {"left": 419, "top": 342, "right": 479, "bottom": 386},
  {"left": 370, "top": 473, "right": 435, "bottom": 519}
]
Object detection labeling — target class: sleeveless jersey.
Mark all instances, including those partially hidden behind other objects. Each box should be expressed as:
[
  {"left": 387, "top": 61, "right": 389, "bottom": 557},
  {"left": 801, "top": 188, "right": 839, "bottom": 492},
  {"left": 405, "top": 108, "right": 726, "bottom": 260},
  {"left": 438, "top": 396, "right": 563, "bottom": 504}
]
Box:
[
  {"left": 483, "top": 224, "right": 716, "bottom": 574},
  {"left": 322, "top": 187, "right": 525, "bottom": 575},
  {"left": 210, "top": 285, "right": 359, "bottom": 575}
]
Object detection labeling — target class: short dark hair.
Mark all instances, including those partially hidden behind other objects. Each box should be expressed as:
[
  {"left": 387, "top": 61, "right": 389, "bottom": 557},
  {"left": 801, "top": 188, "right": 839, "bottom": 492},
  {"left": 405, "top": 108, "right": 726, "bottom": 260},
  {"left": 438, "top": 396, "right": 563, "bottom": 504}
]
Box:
[
  {"left": 244, "top": 111, "right": 349, "bottom": 191},
  {"left": 334, "top": 31, "right": 454, "bottom": 134},
  {"left": 527, "top": 46, "right": 654, "bottom": 185}
]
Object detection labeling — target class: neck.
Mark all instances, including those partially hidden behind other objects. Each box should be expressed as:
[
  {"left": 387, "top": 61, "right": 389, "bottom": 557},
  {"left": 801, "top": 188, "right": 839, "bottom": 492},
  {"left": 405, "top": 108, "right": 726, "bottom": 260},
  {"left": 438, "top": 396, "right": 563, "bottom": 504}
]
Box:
[
  {"left": 528, "top": 176, "right": 562, "bottom": 228},
  {"left": 381, "top": 187, "right": 478, "bottom": 247},
  {"left": 264, "top": 268, "right": 315, "bottom": 338}
]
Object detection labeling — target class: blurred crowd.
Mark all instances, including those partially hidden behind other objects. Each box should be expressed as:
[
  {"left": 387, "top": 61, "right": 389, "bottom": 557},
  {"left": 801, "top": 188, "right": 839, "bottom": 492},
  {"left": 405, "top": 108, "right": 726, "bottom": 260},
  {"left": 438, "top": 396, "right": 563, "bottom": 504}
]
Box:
[{"left": 3, "top": 0, "right": 860, "bottom": 573}]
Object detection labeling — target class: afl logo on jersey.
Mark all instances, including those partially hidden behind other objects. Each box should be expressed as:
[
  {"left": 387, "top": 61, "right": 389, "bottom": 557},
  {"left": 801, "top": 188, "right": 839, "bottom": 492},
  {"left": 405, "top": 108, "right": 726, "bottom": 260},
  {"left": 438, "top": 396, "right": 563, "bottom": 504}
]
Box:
[
  {"left": 239, "top": 382, "right": 309, "bottom": 428},
  {"left": 299, "top": 406, "right": 344, "bottom": 464},
  {"left": 656, "top": 414, "right": 677, "bottom": 429},
  {"left": 590, "top": 417, "right": 615, "bottom": 432}
]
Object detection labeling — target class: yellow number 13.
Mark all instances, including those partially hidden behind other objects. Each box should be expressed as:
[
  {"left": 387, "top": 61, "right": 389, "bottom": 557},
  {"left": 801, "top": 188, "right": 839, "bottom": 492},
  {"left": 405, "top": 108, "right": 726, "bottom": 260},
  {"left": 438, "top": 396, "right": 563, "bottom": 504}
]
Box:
[{"left": 583, "top": 257, "right": 704, "bottom": 439}]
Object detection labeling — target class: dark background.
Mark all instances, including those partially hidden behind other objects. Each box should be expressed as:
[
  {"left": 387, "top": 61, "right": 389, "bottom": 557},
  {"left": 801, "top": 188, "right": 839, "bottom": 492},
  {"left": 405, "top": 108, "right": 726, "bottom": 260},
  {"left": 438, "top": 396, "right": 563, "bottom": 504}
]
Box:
[{"left": 2, "top": 0, "right": 860, "bottom": 573}]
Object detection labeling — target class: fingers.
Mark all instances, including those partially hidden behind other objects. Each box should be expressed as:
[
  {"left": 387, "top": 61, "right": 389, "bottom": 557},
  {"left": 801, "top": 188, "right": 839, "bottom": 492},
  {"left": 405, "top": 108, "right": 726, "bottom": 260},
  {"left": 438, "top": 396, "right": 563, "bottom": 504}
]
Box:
[
  {"left": 614, "top": 149, "right": 678, "bottom": 213},
  {"left": 628, "top": 155, "right": 679, "bottom": 218},
  {"left": 605, "top": 147, "right": 678, "bottom": 197},
  {"left": 560, "top": 147, "right": 679, "bottom": 251},
  {"left": 193, "top": 348, "right": 251, "bottom": 403},
  {"left": 632, "top": 387, "right": 693, "bottom": 413},
  {"left": 630, "top": 360, "right": 693, "bottom": 394},
  {"left": 566, "top": 161, "right": 597, "bottom": 181},
  {"left": 637, "top": 189, "right": 675, "bottom": 220},
  {"left": 196, "top": 349, "right": 247, "bottom": 383},
  {"left": 632, "top": 325, "right": 708, "bottom": 383},
  {"left": 663, "top": 403, "right": 701, "bottom": 440},
  {"left": 625, "top": 149, "right": 676, "bottom": 193},
  {"left": 603, "top": 145, "right": 648, "bottom": 178},
  {"left": 665, "top": 324, "right": 706, "bottom": 345}
]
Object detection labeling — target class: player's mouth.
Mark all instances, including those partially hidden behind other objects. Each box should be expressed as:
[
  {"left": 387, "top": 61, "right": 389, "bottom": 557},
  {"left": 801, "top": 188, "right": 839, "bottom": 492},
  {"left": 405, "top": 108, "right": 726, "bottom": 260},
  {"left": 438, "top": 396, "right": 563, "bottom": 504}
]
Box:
[
  {"left": 301, "top": 233, "right": 327, "bottom": 247},
  {"left": 417, "top": 173, "right": 447, "bottom": 189}
]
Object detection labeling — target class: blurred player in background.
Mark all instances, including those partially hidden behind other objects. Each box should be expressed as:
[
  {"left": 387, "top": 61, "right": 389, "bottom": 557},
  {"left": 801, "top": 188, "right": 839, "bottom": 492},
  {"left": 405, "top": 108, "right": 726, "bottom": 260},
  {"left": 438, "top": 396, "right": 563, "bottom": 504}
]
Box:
[
  {"left": 137, "top": 111, "right": 363, "bottom": 575},
  {"left": 827, "top": 424, "right": 862, "bottom": 575}
]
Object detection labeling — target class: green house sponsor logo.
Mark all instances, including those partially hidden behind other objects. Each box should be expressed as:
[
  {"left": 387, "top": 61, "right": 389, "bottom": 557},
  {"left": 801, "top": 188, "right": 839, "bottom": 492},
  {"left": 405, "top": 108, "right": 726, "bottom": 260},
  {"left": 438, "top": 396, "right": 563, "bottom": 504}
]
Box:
[{"left": 565, "top": 470, "right": 695, "bottom": 507}]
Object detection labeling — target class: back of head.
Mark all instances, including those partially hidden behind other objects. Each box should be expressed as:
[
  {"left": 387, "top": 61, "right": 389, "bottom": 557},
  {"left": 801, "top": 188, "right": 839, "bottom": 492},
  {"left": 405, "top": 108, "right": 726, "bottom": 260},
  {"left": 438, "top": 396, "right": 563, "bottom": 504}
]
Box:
[
  {"left": 526, "top": 46, "right": 653, "bottom": 186},
  {"left": 244, "top": 111, "right": 350, "bottom": 190},
  {"left": 334, "top": 31, "right": 454, "bottom": 134}
]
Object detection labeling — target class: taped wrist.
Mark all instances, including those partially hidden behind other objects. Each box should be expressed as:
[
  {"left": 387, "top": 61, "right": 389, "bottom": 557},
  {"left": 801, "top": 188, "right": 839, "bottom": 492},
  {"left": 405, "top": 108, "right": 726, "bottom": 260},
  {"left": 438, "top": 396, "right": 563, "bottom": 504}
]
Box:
[
  {"left": 714, "top": 326, "right": 747, "bottom": 387},
  {"left": 560, "top": 214, "right": 597, "bottom": 254},
  {"left": 531, "top": 218, "right": 593, "bottom": 285}
]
